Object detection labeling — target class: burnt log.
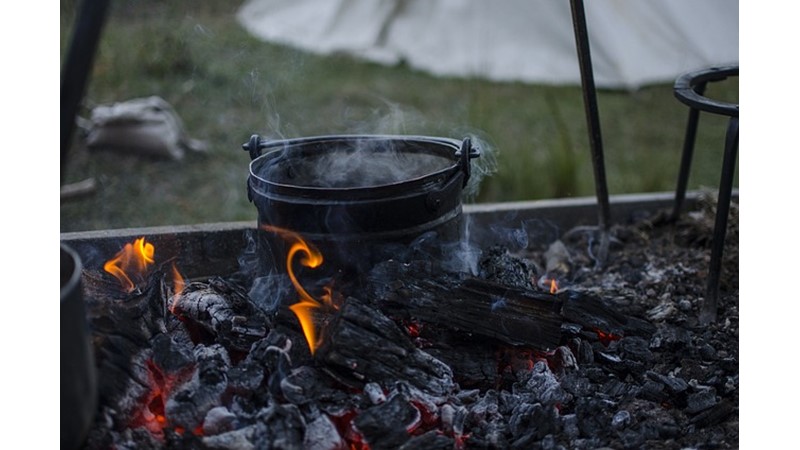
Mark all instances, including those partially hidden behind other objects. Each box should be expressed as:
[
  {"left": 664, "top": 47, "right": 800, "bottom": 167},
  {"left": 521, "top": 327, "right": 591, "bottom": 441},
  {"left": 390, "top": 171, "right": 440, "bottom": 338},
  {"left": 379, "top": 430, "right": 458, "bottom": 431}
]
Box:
[
  {"left": 316, "top": 298, "right": 456, "bottom": 397},
  {"left": 561, "top": 293, "right": 656, "bottom": 338},
  {"left": 364, "top": 260, "right": 563, "bottom": 350}
]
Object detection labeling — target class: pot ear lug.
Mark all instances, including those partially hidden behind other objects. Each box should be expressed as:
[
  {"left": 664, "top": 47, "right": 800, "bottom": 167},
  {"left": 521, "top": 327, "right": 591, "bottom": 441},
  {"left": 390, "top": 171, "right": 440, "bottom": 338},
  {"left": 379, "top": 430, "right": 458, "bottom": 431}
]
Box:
[
  {"left": 242, "top": 134, "right": 265, "bottom": 161},
  {"left": 455, "top": 137, "right": 481, "bottom": 187}
]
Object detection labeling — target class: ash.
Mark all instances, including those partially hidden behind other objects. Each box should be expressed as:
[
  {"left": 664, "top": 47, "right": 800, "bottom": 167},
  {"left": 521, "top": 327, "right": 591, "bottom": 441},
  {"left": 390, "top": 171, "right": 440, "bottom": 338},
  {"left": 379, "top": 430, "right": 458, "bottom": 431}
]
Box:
[{"left": 81, "top": 195, "right": 738, "bottom": 450}]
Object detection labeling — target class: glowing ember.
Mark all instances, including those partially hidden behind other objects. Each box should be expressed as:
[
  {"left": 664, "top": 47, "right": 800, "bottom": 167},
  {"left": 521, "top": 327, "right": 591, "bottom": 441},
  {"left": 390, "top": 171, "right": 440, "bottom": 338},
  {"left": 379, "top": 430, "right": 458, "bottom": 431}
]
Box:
[
  {"left": 549, "top": 279, "right": 559, "bottom": 294},
  {"left": 131, "top": 359, "right": 190, "bottom": 438},
  {"left": 104, "top": 237, "right": 155, "bottom": 293},
  {"left": 594, "top": 327, "right": 623, "bottom": 346},
  {"left": 263, "top": 225, "right": 337, "bottom": 354}
]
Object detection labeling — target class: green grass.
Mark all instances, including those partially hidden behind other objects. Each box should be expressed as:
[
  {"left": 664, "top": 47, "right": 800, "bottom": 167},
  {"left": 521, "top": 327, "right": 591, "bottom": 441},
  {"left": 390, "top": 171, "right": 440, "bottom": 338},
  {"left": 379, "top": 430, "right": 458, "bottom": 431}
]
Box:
[{"left": 61, "top": 0, "right": 738, "bottom": 233}]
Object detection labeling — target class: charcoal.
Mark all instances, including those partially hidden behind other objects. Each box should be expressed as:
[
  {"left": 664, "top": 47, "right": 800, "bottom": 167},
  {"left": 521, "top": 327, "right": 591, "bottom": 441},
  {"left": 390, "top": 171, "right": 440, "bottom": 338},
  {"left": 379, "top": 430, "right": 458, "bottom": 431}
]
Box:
[
  {"left": 468, "top": 419, "right": 510, "bottom": 449},
  {"left": 514, "top": 361, "right": 570, "bottom": 406},
  {"left": 575, "top": 398, "right": 615, "bottom": 440},
  {"left": 689, "top": 399, "right": 735, "bottom": 428},
  {"left": 562, "top": 322, "right": 584, "bottom": 336},
  {"left": 602, "top": 378, "right": 636, "bottom": 399},
  {"left": 550, "top": 345, "right": 579, "bottom": 376},
  {"left": 202, "top": 425, "right": 256, "bottom": 450},
  {"left": 539, "top": 434, "right": 566, "bottom": 450},
  {"left": 203, "top": 406, "right": 237, "bottom": 436},
  {"left": 281, "top": 366, "right": 323, "bottom": 405},
  {"left": 253, "top": 404, "right": 306, "bottom": 448},
  {"left": 440, "top": 403, "right": 468, "bottom": 437},
  {"left": 697, "top": 343, "right": 717, "bottom": 360},
  {"left": 364, "top": 382, "right": 387, "bottom": 405},
  {"left": 170, "top": 277, "right": 269, "bottom": 352},
  {"left": 498, "top": 389, "right": 522, "bottom": 415},
  {"left": 150, "top": 333, "right": 194, "bottom": 375},
  {"left": 561, "top": 414, "right": 580, "bottom": 440},
  {"left": 114, "top": 427, "right": 164, "bottom": 450},
  {"left": 637, "top": 380, "right": 668, "bottom": 403},
  {"left": 303, "top": 414, "right": 345, "bottom": 450},
  {"left": 560, "top": 373, "right": 594, "bottom": 398},
  {"left": 577, "top": 339, "right": 595, "bottom": 365},
  {"left": 618, "top": 429, "right": 645, "bottom": 449},
  {"left": 398, "top": 430, "right": 454, "bottom": 450},
  {"left": 467, "top": 389, "right": 501, "bottom": 424},
  {"left": 478, "top": 245, "right": 537, "bottom": 289},
  {"left": 611, "top": 410, "right": 632, "bottom": 430},
  {"left": 650, "top": 323, "right": 692, "bottom": 351},
  {"left": 227, "top": 360, "right": 265, "bottom": 394},
  {"left": 646, "top": 371, "right": 688, "bottom": 395},
  {"left": 686, "top": 391, "right": 718, "bottom": 415},
  {"left": 618, "top": 337, "right": 654, "bottom": 363},
  {"left": 354, "top": 393, "right": 419, "bottom": 450},
  {"left": 455, "top": 389, "right": 482, "bottom": 404},
  {"left": 165, "top": 344, "right": 230, "bottom": 430},
  {"left": 508, "top": 402, "right": 558, "bottom": 442}
]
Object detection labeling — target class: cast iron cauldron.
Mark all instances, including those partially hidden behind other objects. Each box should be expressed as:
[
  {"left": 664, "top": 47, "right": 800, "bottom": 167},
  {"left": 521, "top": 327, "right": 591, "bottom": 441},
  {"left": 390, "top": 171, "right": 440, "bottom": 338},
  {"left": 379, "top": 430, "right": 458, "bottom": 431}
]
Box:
[{"left": 242, "top": 134, "right": 480, "bottom": 276}]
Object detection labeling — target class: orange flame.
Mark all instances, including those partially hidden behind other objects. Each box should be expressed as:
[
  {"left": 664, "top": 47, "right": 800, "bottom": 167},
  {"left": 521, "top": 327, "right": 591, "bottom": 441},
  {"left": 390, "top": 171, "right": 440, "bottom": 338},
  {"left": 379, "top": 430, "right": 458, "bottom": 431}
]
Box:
[
  {"left": 104, "top": 237, "right": 155, "bottom": 293},
  {"left": 263, "top": 225, "right": 330, "bottom": 354},
  {"left": 549, "top": 279, "right": 558, "bottom": 294},
  {"left": 170, "top": 263, "right": 186, "bottom": 313}
]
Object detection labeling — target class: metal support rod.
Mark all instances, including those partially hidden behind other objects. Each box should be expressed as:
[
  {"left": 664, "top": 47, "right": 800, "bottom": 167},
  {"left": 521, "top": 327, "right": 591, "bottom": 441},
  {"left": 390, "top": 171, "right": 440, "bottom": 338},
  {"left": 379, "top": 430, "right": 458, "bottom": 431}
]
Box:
[
  {"left": 569, "top": 0, "right": 611, "bottom": 266},
  {"left": 61, "top": 0, "right": 111, "bottom": 182},
  {"left": 699, "top": 116, "right": 739, "bottom": 325},
  {"left": 671, "top": 83, "right": 708, "bottom": 221}
]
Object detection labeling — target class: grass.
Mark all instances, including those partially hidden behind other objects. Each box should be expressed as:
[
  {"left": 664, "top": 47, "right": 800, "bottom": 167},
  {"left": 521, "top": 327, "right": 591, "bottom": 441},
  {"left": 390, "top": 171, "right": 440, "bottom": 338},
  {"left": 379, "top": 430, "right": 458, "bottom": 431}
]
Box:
[{"left": 60, "top": 0, "right": 738, "bottom": 233}]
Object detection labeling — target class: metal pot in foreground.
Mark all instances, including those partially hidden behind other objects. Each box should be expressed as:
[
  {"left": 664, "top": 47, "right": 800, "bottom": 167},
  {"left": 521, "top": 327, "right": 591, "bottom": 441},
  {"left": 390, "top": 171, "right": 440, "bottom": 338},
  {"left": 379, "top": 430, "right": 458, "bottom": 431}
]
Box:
[{"left": 61, "top": 243, "right": 97, "bottom": 450}]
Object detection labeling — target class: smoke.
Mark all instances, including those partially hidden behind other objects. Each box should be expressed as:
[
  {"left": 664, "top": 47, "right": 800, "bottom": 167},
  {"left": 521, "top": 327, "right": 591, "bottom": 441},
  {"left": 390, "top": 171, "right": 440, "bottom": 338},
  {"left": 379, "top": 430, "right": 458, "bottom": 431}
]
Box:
[
  {"left": 236, "top": 230, "right": 293, "bottom": 314},
  {"left": 261, "top": 142, "right": 454, "bottom": 189}
]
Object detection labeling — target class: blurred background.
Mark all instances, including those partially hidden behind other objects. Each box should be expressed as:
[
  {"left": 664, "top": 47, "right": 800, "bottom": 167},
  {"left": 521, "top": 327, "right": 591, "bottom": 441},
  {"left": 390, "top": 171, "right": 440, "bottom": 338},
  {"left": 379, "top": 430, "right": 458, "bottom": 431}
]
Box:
[{"left": 60, "top": 0, "right": 738, "bottom": 233}]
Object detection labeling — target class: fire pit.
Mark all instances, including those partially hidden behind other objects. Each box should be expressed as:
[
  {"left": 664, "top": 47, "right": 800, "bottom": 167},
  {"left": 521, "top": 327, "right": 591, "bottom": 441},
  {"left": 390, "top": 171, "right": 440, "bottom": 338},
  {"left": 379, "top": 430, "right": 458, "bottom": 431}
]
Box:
[{"left": 61, "top": 191, "right": 738, "bottom": 449}]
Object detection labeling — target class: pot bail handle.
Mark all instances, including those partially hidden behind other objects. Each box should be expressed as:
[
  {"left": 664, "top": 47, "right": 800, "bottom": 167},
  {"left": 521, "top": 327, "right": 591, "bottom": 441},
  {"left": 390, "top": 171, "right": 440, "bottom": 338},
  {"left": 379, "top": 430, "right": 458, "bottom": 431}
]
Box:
[
  {"left": 242, "top": 134, "right": 265, "bottom": 161},
  {"left": 455, "top": 137, "right": 481, "bottom": 187}
]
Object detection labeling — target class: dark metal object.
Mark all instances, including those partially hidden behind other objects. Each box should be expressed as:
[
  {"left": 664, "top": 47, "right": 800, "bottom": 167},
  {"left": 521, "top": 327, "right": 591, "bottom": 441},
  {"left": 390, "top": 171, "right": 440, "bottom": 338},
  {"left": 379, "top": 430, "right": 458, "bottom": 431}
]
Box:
[
  {"left": 670, "top": 65, "right": 739, "bottom": 324},
  {"left": 61, "top": 243, "right": 98, "bottom": 450},
  {"left": 242, "top": 134, "right": 480, "bottom": 275},
  {"left": 569, "top": 0, "right": 611, "bottom": 266},
  {"left": 61, "top": 0, "right": 111, "bottom": 180}
]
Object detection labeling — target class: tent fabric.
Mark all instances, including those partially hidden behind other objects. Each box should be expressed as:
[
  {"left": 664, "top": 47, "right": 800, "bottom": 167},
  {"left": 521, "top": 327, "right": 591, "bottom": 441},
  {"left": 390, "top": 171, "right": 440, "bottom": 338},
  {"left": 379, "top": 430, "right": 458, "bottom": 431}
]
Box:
[{"left": 237, "top": 0, "right": 738, "bottom": 90}]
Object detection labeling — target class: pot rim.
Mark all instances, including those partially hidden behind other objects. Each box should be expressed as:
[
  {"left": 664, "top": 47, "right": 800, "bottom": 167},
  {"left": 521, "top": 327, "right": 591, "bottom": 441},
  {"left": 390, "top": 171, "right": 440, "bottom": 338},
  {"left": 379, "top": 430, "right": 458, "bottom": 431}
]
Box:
[{"left": 248, "top": 134, "right": 463, "bottom": 196}]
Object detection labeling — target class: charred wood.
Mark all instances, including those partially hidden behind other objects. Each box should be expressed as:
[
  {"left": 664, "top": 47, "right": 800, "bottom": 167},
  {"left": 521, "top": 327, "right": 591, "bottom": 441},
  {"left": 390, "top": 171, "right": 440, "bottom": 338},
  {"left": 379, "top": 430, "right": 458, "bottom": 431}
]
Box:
[
  {"left": 365, "top": 260, "right": 563, "bottom": 350},
  {"left": 317, "top": 297, "right": 456, "bottom": 397}
]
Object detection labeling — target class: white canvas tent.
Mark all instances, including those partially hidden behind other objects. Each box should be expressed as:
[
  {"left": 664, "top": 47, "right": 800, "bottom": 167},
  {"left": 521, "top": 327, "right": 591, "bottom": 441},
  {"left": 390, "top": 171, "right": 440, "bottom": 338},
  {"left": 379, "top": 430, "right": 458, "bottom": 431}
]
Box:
[{"left": 237, "top": 0, "right": 738, "bottom": 90}]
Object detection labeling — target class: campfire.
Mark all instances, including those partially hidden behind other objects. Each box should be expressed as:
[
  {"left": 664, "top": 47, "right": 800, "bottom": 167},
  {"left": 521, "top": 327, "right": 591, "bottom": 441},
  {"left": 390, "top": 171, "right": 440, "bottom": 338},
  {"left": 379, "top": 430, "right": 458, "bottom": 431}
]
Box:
[{"left": 65, "top": 188, "right": 738, "bottom": 449}]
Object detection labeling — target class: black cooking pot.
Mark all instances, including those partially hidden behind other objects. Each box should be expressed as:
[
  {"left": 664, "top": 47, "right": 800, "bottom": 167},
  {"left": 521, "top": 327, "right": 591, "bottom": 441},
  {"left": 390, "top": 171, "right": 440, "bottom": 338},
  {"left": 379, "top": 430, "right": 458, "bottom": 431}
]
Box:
[{"left": 242, "top": 134, "right": 480, "bottom": 275}]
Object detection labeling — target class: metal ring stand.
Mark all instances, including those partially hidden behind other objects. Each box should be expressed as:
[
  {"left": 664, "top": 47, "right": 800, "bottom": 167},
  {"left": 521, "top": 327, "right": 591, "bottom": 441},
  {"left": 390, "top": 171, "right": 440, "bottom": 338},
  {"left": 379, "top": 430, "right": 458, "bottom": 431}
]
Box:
[{"left": 670, "top": 65, "right": 739, "bottom": 325}]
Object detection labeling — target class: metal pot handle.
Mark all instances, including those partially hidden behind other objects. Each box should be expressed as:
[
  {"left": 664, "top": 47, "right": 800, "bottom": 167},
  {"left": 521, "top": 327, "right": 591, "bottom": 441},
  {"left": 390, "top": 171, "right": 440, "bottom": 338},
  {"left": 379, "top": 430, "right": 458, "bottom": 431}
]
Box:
[
  {"left": 455, "top": 137, "right": 481, "bottom": 187},
  {"left": 242, "top": 134, "right": 265, "bottom": 161}
]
